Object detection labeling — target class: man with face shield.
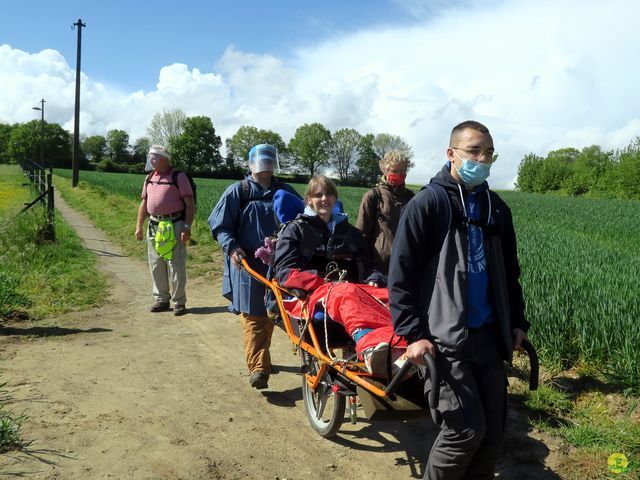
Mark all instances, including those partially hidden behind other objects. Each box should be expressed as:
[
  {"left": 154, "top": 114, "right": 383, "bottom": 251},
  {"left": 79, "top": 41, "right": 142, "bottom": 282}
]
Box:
[
  {"left": 388, "top": 121, "right": 530, "bottom": 479},
  {"left": 209, "top": 144, "right": 300, "bottom": 389},
  {"left": 135, "top": 145, "right": 194, "bottom": 316}
]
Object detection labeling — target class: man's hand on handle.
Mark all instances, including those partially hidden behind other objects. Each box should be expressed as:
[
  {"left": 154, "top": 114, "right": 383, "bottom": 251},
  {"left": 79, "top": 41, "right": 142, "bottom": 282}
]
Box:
[
  {"left": 230, "top": 247, "right": 247, "bottom": 269},
  {"left": 512, "top": 328, "right": 528, "bottom": 353},
  {"left": 406, "top": 338, "right": 436, "bottom": 365}
]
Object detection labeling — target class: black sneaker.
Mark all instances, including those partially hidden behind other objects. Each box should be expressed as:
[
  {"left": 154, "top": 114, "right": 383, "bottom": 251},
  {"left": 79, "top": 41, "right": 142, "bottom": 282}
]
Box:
[
  {"left": 249, "top": 370, "right": 269, "bottom": 389},
  {"left": 174, "top": 305, "right": 187, "bottom": 316},
  {"left": 150, "top": 302, "right": 170, "bottom": 313}
]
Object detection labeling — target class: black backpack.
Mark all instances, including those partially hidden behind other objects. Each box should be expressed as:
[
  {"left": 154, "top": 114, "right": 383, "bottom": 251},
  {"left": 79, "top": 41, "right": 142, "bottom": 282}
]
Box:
[{"left": 145, "top": 169, "right": 197, "bottom": 212}]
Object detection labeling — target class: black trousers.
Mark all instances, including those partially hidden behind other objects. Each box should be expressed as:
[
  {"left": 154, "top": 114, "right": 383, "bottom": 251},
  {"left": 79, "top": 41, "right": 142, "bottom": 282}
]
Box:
[{"left": 423, "top": 323, "right": 507, "bottom": 480}]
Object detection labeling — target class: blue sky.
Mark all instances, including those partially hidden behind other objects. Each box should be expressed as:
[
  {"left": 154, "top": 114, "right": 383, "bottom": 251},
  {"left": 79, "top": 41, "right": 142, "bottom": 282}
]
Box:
[
  {"left": 2, "top": 0, "right": 640, "bottom": 188},
  {"left": 2, "top": 0, "right": 416, "bottom": 91}
]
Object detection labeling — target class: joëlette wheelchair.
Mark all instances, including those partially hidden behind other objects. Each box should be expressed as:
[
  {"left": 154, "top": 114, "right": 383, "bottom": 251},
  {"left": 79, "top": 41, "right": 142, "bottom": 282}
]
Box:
[
  {"left": 241, "top": 258, "right": 538, "bottom": 439},
  {"left": 240, "top": 189, "right": 538, "bottom": 438}
]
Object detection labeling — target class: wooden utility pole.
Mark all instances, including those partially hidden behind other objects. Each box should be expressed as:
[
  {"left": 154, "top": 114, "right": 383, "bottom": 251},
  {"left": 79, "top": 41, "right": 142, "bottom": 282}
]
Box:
[{"left": 72, "top": 18, "right": 86, "bottom": 187}]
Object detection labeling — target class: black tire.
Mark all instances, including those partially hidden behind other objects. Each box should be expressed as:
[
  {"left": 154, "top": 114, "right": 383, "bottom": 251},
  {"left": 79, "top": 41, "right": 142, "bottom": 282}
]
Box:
[{"left": 300, "top": 351, "right": 345, "bottom": 438}]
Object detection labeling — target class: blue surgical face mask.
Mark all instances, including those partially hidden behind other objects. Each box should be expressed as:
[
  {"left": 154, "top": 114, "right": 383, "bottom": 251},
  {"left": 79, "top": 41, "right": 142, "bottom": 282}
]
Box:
[{"left": 453, "top": 153, "right": 491, "bottom": 187}]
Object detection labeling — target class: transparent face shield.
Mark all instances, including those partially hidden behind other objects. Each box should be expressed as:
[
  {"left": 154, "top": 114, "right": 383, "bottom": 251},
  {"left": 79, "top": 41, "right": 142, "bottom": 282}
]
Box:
[
  {"left": 145, "top": 152, "right": 169, "bottom": 172},
  {"left": 248, "top": 145, "right": 280, "bottom": 174},
  {"left": 145, "top": 154, "right": 155, "bottom": 172}
]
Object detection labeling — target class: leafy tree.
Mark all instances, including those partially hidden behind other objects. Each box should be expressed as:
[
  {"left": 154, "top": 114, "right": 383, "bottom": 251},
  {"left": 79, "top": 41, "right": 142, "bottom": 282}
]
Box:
[
  {"left": 132, "top": 137, "right": 151, "bottom": 164},
  {"left": 106, "top": 129, "right": 131, "bottom": 164},
  {"left": 225, "top": 125, "right": 288, "bottom": 171},
  {"left": 329, "top": 128, "right": 361, "bottom": 181},
  {"left": 353, "top": 133, "right": 380, "bottom": 185},
  {"left": 45, "top": 123, "right": 75, "bottom": 168},
  {"left": 146, "top": 108, "right": 186, "bottom": 147},
  {"left": 81, "top": 135, "right": 107, "bottom": 163},
  {"left": 169, "top": 116, "right": 222, "bottom": 173},
  {"left": 563, "top": 145, "right": 614, "bottom": 195},
  {"left": 617, "top": 137, "right": 640, "bottom": 199},
  {"left": 534, "top": 156, "right": 571, "bottom": 193},
  {"left": 0, "top": 123, "right": 15, "bottom": 164},
  {"left": 372, "top": 133, "right": 414, "bottom": 160},
  {"left": 7, "top": 121, "right": 72, "bottom": 168},
  {"left": 7, "top": 121, "right": 38, "bottom": 164},
  {"left": 288, "top": 123, "right": 332, "bottom": 177},
  {"left": 514, "top": 153, "right": 544, "bottom": 192}
]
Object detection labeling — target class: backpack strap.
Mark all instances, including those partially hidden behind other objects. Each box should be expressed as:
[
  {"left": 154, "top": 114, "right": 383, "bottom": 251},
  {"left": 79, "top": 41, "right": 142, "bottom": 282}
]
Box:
[
  {"left": 422, "top": 182, "right": 453, "bottom": 257},
  {"left": 371, "top": 186, "right": 382, "bottom": 218},
  {"left": 426, "top": 182, "right": 452, "bottom": 232},
  {"left": 239, "top": 177, "right": 284, "bottom": 212}
]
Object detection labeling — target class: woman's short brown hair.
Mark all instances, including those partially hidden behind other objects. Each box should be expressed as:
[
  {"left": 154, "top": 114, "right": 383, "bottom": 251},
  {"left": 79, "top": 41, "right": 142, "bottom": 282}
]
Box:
[{"left": 304, "top": 175, "right": 339, "bottom": 202}]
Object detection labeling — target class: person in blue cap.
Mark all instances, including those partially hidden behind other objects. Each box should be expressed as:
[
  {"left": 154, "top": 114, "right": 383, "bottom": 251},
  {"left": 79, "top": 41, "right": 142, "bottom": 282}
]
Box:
[{"left": 209, "top": 144, "right": 300, "bottom": 389}]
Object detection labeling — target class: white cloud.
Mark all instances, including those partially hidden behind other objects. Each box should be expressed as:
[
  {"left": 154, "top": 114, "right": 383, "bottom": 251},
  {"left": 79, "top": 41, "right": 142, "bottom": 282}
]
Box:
[{"left": 2, "top": 0, "right": 640, "bottom": 188}]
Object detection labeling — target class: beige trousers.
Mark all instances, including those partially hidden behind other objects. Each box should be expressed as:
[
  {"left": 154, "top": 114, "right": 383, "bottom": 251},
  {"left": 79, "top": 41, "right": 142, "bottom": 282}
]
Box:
[
  {"left": 240, "top": 313, "right": 275, "bottom": 374},
  {"left": 147, "top": 220, "right": 187, "bottom": 306}
]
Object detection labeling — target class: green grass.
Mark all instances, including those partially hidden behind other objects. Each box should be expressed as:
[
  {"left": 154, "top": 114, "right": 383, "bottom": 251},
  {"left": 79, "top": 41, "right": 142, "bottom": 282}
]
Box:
[
  {"left": 0, "top": 382, "right": 25, "bottom": 453},
  {"left": 523, "top": 386, "right": 640, "bottom": 479},
  {"left": 0, "top": 165, "right": 108, "bottom": 320}
]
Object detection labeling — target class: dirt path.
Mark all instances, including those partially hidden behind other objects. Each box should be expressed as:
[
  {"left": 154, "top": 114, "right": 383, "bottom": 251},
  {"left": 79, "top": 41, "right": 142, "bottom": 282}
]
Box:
[{"left": 0, "top": 194, "right": 563, "bottom": 479}]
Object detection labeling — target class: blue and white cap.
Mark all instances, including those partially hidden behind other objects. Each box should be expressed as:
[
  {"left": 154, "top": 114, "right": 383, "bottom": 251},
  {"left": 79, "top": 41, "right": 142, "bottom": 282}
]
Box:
[{"left": 248, "top": 144, "right": 279, "bottom": 173}]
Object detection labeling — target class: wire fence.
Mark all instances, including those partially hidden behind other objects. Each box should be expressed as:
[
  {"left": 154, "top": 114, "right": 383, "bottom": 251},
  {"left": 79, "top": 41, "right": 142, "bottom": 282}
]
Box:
[{"left": 19, "top": 160, "right": 55, "bottom": 241}]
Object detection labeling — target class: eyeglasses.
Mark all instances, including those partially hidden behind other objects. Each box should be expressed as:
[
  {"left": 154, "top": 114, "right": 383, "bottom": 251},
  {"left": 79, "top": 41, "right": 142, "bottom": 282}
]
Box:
[{"left": 451, "top": 147, "right": 498, "bottom": 163}]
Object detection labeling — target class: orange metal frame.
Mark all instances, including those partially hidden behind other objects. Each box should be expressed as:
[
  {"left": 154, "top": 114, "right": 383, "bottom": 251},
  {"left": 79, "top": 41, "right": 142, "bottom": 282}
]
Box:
[{"left": 242, "top": 259, "right": 389, "bottom": 399}]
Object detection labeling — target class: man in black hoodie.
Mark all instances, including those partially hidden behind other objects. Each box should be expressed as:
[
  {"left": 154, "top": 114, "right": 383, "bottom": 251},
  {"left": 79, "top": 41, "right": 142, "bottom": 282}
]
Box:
[{"left": 388, "top": 120, "right": 529, "bottom": 480}]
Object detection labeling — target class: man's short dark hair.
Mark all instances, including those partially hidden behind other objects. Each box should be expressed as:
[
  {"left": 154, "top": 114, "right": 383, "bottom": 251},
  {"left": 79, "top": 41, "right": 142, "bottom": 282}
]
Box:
[{"left": 450, "top": 120, "right": 491, "bottom": 146}]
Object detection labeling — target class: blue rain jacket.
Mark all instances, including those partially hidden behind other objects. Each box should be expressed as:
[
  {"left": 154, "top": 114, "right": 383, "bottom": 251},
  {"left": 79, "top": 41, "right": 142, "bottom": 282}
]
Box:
[{"left": 209, "top": 175, "right": 300, "bottom": 315}]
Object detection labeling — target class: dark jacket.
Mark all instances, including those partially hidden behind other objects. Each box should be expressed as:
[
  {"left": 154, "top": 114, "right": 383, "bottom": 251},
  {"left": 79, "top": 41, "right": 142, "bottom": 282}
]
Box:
[
  {"left": 356, "top": 179, "right": 414, "bottom": 274},
  {"left": 274, "top": 211, "right": 381, "bottom": 293},
  {"left": 388, "top": 165, "right": 528, "bottom": 362}
]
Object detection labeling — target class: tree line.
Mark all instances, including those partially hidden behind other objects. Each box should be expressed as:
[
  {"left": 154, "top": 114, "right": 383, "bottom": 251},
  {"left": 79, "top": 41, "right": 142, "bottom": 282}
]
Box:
[
  {"left": 0, "top": 108, "right": 413, "bottom": 187},
  {"left": 515, "top": 139, "right": 640, "bottom": 200}
]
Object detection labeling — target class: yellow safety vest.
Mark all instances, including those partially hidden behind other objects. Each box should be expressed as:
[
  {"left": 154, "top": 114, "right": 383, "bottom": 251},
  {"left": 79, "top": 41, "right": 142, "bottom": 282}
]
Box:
[{"left": 154, "top": 220, "right": 177, "bottom": 260}]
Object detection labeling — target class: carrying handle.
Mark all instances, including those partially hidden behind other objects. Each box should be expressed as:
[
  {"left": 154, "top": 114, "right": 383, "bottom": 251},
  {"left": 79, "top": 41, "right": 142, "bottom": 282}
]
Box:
[
  {"left": 520, "top": 338, "right": 539, "bottom": 391},
  {"left": 384, "top": 352, "right": 441, "bottom": 425}
]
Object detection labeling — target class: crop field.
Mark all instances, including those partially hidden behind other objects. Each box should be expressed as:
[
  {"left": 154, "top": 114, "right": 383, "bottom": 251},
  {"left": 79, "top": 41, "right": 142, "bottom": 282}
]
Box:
[
  {"left": 54, "top": 169, "right": 369, "bottom": 221},
  {"left": 55, "top": 169, "right": 640, "bottom": 390}
]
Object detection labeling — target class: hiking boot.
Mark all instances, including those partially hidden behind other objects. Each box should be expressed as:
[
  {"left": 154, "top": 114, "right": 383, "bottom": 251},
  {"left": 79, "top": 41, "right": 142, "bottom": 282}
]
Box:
[
  {"left": 249, "top": 370, "right": 269, "bottom": 390},
  {"left": 174, "top": 304, "right": 187, "bottom": 316},
  {"left": 150, "top": 301, "right": 170, "bottom": 313}
]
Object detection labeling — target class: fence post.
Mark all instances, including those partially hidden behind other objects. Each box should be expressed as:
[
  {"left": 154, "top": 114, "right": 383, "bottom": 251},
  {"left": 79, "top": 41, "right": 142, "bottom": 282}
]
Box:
[{"left": 46, "top": 172, "right": 55, "bottom": 241}]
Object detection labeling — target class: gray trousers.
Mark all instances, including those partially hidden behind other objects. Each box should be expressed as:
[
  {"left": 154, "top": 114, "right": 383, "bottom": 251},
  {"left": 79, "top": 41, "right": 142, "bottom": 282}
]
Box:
[
  {"left": 424, "top": 323, "right": 507, "bottom": 480},
  {"left": 147, "top": 220, "right": 187, "bottom": 306}
]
